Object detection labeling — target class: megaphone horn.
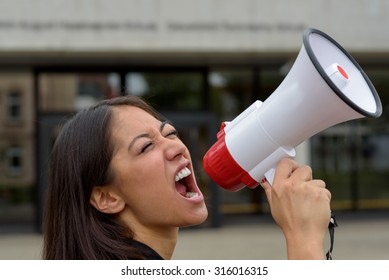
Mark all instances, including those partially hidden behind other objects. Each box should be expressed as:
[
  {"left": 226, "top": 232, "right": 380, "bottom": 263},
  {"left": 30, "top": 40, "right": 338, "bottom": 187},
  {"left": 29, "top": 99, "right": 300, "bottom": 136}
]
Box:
[{"left": 203, "top": 28, "right": 382, "bottom": 192}]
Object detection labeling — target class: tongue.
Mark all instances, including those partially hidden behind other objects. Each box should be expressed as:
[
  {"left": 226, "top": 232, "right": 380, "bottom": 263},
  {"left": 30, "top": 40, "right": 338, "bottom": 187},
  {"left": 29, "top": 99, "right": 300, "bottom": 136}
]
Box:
[{"left": 175, "top": 182, "right": 187, "bottom": 196}]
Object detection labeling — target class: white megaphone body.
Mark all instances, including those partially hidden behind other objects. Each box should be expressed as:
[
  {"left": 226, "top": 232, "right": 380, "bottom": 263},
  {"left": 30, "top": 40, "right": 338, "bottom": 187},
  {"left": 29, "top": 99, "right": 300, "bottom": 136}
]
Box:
[{"left": 203, "top": 28, "right": 382, "bottom": 192}]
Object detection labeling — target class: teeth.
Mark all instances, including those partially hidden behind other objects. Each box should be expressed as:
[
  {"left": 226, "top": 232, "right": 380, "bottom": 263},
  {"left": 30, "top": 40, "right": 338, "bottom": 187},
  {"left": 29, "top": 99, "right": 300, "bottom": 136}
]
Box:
[
  {"left": 175, "top": 167, "right": 191, "bottom": 182},
  {"left": 185, "top": 192, "right": 198, "bottom": 198},
  {"left": 175, "top": 168, "right": 198, "bottom": 199}
]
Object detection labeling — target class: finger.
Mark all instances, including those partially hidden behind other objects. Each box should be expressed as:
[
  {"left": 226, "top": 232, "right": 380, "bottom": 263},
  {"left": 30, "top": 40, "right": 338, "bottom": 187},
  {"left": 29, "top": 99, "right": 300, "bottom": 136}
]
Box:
[
  {"left": 265, "top": 158, "right": 299, "bottom": 201},
  {"left": 312, "top": 179, "right": 332, "bottom": 201},
  {"left": 272, "top": 158, "right": 300, "bottom": 184},
  {"left": 306, "top": 179, "right": 332, "bottom": 202},
  {"left": 290, "top": 164, "right": 313, "bottom": 182}
]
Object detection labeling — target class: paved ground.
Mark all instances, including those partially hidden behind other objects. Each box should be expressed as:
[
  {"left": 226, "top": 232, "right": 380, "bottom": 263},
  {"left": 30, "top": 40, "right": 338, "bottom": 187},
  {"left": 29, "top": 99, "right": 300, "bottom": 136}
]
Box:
[{"left": 0, "top": 211, "right": 388, "bottom": 260}]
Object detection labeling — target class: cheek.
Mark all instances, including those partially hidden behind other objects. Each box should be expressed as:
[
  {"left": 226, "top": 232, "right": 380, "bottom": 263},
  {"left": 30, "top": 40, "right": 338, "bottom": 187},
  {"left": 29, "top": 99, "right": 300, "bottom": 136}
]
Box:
[
  {"left": 130, "top": 162, "right": 164, "bottom": 188},
  {"left": 123, "top": 185, "right": 177, "bottom": 226},
  {"left": 109, "top": 151, "right": 171, "bottom": 209},
  {"left": 116, "top": 162, "right": 166, "bottom": 203}
]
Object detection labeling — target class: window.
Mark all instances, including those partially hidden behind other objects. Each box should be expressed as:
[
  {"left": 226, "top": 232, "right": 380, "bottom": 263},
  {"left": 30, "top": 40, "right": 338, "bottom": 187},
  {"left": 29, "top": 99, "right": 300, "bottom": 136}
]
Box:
[
  {"left": 6, "top": 146, "right": 23, "bottom": 176},
  {"left": 209, "top": 70, "right": 253, "bottom": 121},
  {"left": 125, "top": 71, "right": 204, "bottom": 111},
  {"left": 7, "top": 91, "right": 22, "bottom": 122},
  {"left": 38, "top": 72, "right": 121, "bottom": 112}
]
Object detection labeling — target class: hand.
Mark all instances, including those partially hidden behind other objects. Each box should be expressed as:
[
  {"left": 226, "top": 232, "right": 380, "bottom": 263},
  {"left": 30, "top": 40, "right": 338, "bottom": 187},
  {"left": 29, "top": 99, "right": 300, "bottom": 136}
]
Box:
[{"left": 260, "top": 158, "right": 332, "bottom": 259}]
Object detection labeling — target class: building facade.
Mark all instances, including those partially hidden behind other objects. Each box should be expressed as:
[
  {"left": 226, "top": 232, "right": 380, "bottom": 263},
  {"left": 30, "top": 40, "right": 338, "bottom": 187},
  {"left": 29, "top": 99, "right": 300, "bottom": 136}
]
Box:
[{"left": 0, "top": 0, "right": 388, "bottom": 230}]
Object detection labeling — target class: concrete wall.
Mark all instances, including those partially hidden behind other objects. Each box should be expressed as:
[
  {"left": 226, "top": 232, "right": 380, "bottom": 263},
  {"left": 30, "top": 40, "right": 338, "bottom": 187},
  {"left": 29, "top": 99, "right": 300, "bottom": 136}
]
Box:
[{"left": 0, "top": 0, "right": 387, "bottom": 53}]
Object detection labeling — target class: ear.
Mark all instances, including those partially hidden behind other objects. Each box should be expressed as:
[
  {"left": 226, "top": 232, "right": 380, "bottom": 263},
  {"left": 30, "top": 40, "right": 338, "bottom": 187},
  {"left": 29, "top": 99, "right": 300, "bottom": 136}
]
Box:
[{"left": 90, "top": 186, "right": 125, "bottom": 214}]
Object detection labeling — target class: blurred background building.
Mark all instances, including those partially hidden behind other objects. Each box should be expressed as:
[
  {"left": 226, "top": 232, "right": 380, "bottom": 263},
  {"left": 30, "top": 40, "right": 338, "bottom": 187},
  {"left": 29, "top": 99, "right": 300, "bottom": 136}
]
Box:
[{"left": 0, "top": 0, "right": 388, "bottom": 232}]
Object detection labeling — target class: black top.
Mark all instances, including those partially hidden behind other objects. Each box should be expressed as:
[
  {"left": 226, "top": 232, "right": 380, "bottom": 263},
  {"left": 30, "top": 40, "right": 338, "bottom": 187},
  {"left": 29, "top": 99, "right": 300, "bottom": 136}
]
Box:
[{"left": 131, "top": 239, "right": 164, "bottom": 260}]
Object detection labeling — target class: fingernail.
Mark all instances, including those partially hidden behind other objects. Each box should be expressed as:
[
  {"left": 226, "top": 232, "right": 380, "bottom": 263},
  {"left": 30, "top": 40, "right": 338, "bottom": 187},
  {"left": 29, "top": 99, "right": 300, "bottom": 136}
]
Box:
[{"left": 261, "top": 178, "right": 267, "bottom": 184}]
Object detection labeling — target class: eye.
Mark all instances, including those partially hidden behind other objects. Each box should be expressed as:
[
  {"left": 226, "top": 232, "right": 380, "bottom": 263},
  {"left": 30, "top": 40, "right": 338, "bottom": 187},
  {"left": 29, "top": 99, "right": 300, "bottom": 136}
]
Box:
[
  {"left": 140, "top": 141, "right": 153, "bottom": 154},
  {"left": 165, "top": 129, "right": 178, "bottom": 138}
]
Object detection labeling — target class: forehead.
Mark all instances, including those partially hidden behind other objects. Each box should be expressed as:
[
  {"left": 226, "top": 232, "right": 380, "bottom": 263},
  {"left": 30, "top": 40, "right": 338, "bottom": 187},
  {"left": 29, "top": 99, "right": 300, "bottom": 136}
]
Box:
[{"left": 111, "top": 106, "right": 161, "bottom": 132}]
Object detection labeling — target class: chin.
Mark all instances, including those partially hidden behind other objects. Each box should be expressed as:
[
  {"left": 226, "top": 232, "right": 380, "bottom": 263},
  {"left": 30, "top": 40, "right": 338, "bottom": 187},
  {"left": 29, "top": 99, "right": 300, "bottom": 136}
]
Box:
[{"left": 182, "top": 205, "right": 208, "bottom": 227}]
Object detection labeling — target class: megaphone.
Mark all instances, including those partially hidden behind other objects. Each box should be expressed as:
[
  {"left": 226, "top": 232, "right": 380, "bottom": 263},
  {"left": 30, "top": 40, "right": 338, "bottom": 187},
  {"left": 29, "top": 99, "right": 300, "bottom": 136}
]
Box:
[{"left": 203, "top": 28, "right": 382, "bottom": 192}]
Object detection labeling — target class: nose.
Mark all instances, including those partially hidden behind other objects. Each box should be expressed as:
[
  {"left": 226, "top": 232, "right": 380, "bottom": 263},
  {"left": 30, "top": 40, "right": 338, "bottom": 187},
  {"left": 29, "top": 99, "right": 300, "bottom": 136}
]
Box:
[{"left": 164, "top": 137, "right": 187, "bottom": 161}]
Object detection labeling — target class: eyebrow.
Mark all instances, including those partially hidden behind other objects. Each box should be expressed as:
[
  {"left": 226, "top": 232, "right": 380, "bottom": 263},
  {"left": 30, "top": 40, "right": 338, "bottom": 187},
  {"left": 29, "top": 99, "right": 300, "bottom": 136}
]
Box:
[{"left": 128, "top": 120, "right": 173, "bottom": 150}]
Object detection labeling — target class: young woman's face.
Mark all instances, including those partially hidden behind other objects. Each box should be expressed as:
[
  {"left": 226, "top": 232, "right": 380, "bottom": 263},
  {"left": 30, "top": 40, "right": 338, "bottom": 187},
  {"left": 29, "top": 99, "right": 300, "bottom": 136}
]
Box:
[{"left": 108, "top": 106, "right": 208, "bottom": 230}]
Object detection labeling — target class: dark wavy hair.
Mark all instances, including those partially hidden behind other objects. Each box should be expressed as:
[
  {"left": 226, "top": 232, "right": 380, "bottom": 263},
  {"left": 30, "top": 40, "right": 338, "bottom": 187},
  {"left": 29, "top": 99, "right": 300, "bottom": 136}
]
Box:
[{"left": 43, "top": 96, "right": 162, "bottom": 259}]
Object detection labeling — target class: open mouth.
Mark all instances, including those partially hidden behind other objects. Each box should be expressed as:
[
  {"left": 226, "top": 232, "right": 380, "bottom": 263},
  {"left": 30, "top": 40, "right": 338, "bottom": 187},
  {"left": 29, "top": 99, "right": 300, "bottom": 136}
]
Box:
[{"left": 175, "top": 167, "right": 199, "bottom": 199}]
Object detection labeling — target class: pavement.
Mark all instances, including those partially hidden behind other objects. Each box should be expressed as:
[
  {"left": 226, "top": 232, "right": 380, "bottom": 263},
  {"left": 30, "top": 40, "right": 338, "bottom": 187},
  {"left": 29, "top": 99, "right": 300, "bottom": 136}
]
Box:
[{"left": 0, "top": 210, "right": 388, "bottom": 260}]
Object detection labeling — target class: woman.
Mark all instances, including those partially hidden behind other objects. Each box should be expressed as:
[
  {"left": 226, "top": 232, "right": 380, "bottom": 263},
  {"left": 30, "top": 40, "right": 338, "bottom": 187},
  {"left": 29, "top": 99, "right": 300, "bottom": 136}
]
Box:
[{"left": 43, "top": 95, "right": 331, "bottom": 260}]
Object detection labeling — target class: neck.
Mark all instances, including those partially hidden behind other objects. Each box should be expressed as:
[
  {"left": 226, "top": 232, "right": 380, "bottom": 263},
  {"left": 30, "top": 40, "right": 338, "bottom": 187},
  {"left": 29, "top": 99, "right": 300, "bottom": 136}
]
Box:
[
  {"left": 134, "top": 227, "right": 179, "bottom": 260},
  {"left": 118, "top": 208, "right": 179, "bottom": 259}
]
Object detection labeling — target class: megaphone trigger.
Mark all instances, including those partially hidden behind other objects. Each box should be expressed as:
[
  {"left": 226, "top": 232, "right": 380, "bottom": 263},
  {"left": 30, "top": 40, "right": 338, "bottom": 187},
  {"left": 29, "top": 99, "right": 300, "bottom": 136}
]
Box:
[{"left": 264, "top": 168, "right": 276, "bottom": 186}]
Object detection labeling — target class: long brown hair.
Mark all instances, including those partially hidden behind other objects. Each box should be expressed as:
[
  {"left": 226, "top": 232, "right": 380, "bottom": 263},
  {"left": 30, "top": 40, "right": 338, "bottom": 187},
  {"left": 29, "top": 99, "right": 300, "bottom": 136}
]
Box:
[{"left": 43, "top": 96, "right": 162, "bottom": 259}]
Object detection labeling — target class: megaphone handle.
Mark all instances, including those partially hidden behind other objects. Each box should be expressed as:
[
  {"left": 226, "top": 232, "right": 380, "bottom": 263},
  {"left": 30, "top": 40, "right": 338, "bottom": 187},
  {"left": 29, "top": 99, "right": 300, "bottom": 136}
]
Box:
[
  {"left": 255, "top": 146, "right": 296, "bottom": 187},
  {"left": 248, "top": 146, "right": 296, "bottom": 187}
]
